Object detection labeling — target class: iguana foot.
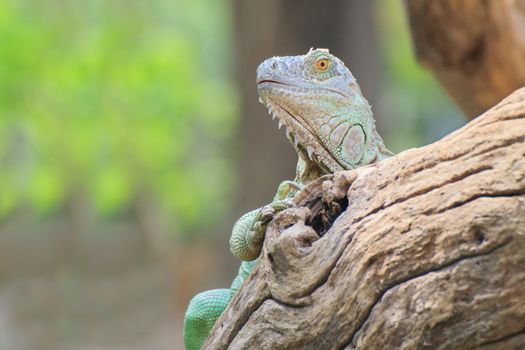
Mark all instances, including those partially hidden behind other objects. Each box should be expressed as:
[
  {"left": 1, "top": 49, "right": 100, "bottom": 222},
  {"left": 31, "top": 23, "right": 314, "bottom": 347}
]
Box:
[
  {"left": 252, "top": 198, "right": 296, "bottom": 232},
  {"left": 230, "top": 199, "right": 296, "bottom": 261}
]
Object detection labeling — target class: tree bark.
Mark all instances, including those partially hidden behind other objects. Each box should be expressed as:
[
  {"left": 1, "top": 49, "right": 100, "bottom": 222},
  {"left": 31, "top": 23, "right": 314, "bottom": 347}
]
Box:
[
  {"left": 203, "top": 88, "right": 525, "bottom": 349},
  {"left": 404, "top": 0, "right": 525, "bottom": 119}
]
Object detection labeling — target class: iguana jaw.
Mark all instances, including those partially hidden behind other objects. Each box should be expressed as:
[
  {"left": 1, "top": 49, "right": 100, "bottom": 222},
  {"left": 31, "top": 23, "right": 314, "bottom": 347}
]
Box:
[
  {"left": 258, "top": 79, "right": 350, "bottom": 100},
  {"left": 258, "top": 84, "right": 346, "bottom": 175}
]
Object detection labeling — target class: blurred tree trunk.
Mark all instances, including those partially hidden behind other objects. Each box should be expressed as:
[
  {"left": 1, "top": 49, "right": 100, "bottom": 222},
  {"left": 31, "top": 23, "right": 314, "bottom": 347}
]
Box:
[
  {"left": 233, "top": 0, "right": 383, "bottom": 220},
  {"left": 404, "top": 0, "right": 525, "bottom": 118},
  {"left": 204, "top": 87, "right": 525, "bottom": 350}
]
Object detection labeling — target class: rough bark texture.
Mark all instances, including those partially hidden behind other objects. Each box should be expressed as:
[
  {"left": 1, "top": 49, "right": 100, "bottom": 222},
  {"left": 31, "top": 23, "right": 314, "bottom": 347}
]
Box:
[
  {"left": 203, "top": 88, "right": 525, "bottom": 349},
  {"left": 404, "top": 0, "right": 525, "bottom": 118}
]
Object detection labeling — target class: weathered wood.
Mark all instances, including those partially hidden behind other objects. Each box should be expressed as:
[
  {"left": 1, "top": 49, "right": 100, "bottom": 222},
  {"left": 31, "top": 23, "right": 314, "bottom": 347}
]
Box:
[
  {"left": 404, "top": 0, "right": 525, "bottom": 118},
  {"left": 203, "top": 88, "right": 525, "bottom": 349}
]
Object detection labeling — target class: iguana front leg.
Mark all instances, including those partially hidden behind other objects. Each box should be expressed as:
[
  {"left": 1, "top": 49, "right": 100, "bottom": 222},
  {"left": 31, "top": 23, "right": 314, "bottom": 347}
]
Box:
[
  {"left": 229, "top": 180, "right": 300, "bottom": 261},
  {"left": 183, "top": 180, "right": 299, "bottom": 350}
]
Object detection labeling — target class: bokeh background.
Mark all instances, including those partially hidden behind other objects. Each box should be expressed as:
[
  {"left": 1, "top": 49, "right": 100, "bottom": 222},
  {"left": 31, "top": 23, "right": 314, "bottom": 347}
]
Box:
[{"left": 0, "top": 0, "right": 463, "bottom": 349}]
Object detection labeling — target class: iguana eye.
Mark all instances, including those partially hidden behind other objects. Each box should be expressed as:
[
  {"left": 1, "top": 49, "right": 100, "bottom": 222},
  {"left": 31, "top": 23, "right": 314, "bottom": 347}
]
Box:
[{"left": 315, "top": 57, "right": 330, "bottom": 71}]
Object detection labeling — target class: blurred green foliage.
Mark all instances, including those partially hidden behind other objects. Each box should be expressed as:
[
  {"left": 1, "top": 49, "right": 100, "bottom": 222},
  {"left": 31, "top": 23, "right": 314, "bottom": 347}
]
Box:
[
  {"left": 0, "top": 0, "right": 236, "bottom": 235},
  {"left": 0, "top": 0, "right": 463, "bottom": 238}
]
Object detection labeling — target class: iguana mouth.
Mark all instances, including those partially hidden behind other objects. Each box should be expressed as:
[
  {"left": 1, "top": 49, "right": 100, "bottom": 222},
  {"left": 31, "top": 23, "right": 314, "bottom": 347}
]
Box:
[
  {"left": 257, "top": 79, "right": 350, "bottom": 99},
  {"left": 257, "top": 79, "right": 286, "bottom": 85}
]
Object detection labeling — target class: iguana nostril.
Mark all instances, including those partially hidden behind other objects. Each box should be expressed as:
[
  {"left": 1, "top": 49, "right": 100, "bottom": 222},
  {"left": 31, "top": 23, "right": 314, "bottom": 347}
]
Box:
[{"left": 272, "top": 61, "right": 278, "bottom": 70}]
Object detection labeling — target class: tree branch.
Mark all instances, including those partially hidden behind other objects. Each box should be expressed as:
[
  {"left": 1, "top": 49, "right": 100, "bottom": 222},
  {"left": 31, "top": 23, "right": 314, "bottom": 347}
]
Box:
[
  {"left": 204, "top": 88, "right": 525, "bottom": 349},
  {"left": 404, "top": 0, "right": 525, "bottom": 118}
]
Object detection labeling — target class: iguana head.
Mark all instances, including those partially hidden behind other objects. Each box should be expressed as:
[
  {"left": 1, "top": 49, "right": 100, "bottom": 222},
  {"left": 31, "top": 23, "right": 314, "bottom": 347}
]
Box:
[{"left": 257, "top": 48, "right": 376, "bottom": 177}]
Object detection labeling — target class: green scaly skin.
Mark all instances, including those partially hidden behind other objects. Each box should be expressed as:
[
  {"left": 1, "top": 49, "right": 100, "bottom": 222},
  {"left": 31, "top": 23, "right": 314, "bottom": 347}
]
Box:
[{"left": 183, "top": 48, "right": 392, "bottom": 349}]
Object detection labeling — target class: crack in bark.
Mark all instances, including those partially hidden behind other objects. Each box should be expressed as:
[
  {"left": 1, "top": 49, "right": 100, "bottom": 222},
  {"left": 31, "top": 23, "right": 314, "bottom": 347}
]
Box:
[
  {"left": 466, "top": 135, "right": 525, "bottom": 159},
  {"left": 402, "top": 148, "right": 472, "bottom": 175},
  {"left": 222, "top": 292, "right": 271, "bottom": 349},
  {"left": 426, "top": 189, "right": 525, "bottom": 215},
  {"left": 339, "top": 239, "right": 511, "bottom": 350},
  {"left": 226, "top": 294, "right": 306, "bottom": 348},
  {"left": 353, "top": 164, "right": 492, "bottom": 225},
  {"left": 480, "top": 112, "right": 525, "bottom": 127},
  {"left": 398, "top": 117, "right": 522, "bottom": 175},
  {"left": 477, "top": 326, "right": 525, "bottom": 348},
  {"left": 388, "top": 125, "right": 524, "bottom": 190},
  {"left": 269, "top": 294, "right": 308, "bottom": 309}
]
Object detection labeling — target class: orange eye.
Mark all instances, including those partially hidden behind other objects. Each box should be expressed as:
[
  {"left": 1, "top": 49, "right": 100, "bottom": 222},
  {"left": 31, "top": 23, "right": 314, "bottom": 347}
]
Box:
[{"left": 315, "top": 58, "right": 330, "bottom": 71}]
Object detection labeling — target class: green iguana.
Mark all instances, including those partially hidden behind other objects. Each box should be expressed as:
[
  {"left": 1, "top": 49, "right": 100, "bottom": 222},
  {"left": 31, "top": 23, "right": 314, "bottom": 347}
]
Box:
[{"left": 183, "top": 48, "right": 392, "bottom": 350}]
